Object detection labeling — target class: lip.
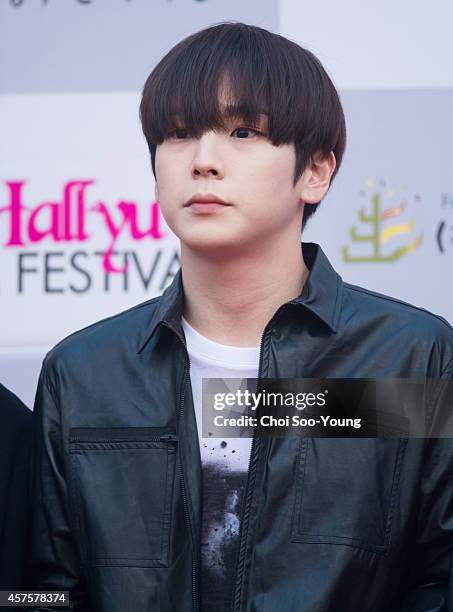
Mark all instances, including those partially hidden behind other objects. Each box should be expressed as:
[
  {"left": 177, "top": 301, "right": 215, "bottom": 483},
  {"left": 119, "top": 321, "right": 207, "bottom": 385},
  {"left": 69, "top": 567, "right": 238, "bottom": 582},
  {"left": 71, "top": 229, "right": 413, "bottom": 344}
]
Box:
[
  {"left": 184, "top": 193, "right": 232, "bottom": 207},
  {"left": 186, "top": 202, "right": 231, "bottom": 214}
]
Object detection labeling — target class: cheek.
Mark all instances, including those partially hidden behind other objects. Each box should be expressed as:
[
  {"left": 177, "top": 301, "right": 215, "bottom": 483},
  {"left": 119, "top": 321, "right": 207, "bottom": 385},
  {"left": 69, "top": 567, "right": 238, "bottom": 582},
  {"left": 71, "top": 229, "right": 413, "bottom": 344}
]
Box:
[
  {"left": 155, "top": 169, "right": 179, "bottom": 208},
  {"left": 155, "top": 152, "right": 169, "bottom": 186},
  {"left": 247, "top": 166, "right": 295, "bottom": 207},
  {"left": 248, "top": 148, "right": 295, "bottom": 185},
  {"left": 155, "top": 146, "right": 179, "bottom": 183},
  {"left": 272, "top": 154, "right": 296, "bottom": 187}
]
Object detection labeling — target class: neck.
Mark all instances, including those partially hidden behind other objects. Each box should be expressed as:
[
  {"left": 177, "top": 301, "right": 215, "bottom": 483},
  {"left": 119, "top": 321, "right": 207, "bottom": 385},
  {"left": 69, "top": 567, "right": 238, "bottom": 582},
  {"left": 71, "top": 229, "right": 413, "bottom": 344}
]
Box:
[{"left": 180, "top": 236, "right": 309, "bottom": 347}]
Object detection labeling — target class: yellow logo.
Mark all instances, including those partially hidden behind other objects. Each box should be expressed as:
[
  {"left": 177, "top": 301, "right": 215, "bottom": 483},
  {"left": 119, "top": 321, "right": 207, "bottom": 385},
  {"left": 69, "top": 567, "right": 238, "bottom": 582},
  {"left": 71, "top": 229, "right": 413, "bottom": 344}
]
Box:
[{"left": 343, "top": 182, "right": 423, "bottom": 263}]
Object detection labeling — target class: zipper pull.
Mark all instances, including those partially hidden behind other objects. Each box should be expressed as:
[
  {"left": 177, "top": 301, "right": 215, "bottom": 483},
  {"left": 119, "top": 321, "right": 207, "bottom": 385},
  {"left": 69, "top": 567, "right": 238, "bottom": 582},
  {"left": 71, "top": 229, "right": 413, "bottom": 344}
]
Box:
[{"left": 159, "top": 434, "right": 178, "bottom": 442}]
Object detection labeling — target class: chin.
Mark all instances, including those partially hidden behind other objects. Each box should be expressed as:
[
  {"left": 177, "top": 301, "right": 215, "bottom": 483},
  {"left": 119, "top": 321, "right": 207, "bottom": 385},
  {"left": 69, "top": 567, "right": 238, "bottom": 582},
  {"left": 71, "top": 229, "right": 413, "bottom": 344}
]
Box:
[{"left": 179, "top": 229, "right": 244, "bottom": 254}]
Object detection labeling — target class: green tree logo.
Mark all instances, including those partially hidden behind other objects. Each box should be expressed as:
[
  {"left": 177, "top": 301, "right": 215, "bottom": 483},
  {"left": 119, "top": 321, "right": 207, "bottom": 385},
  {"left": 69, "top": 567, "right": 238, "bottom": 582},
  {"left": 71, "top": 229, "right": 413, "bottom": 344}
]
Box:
[{"left": 343, "top": 181, "right": 423, "bottom": 263}]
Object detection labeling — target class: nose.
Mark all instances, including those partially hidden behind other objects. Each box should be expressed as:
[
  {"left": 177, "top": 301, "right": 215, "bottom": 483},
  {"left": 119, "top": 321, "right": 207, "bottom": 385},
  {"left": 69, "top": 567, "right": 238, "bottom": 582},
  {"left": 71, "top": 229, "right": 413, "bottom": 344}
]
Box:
[{"left": 191, "top": 132, "right": 225, "bottom": 179}]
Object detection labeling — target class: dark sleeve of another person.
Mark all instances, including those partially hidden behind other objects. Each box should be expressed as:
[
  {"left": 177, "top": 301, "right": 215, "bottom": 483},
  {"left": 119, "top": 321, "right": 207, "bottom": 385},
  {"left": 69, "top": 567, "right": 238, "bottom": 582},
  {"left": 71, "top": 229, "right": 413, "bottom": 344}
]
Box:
[{"left": 0, "top": 383, "right": 33, "bottom": 591}]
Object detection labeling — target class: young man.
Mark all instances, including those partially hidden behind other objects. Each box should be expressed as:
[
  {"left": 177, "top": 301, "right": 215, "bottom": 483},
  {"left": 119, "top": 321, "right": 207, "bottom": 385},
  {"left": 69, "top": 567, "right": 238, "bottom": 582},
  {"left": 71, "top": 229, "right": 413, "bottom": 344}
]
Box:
[{"left": 28, "top": 22, "right": 453, "bottom": 612}]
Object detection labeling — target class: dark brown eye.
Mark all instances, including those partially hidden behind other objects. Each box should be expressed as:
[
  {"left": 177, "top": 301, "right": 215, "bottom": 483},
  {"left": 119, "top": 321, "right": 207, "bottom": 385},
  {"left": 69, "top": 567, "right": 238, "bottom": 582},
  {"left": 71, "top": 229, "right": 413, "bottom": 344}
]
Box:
[
  {"left": 232, "top": 127, "right": 262, "bottom": 138},
  {"left": 167, "top": 128, "right": 191, "bottom": 139}
]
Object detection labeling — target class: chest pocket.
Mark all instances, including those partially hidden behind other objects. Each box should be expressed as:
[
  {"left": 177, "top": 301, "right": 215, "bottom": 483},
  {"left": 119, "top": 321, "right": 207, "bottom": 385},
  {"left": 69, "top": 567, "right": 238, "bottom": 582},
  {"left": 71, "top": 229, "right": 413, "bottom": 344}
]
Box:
[
  {"left": 290, "top": 437, "right": 407, "bottom": 555},
  {"left": 69, "top": 427, "right": 178, "bottom": 567}
]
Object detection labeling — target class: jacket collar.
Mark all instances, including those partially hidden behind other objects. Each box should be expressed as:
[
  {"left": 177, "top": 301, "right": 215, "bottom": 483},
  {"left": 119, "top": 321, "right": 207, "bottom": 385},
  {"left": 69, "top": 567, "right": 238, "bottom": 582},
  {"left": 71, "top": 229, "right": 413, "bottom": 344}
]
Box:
[
  {"left": 137, "top": 242, "right": 343, "bottom": 353},
  {"left": 294, "top": 242, "right": 343, "bottom": 333}
]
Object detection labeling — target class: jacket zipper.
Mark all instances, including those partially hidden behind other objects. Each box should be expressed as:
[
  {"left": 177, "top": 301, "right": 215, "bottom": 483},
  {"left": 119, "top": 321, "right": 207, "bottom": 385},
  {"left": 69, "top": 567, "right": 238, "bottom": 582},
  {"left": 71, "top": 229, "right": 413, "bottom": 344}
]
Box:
[
  {"left": 231, "top": 300, "right": 298, "bottom": 612},
  {"left": 162, "top": 321, "right": 199, "bottom": 612},
  {"left": 163, "top": 297, "right": 298, "bottom": 612}
]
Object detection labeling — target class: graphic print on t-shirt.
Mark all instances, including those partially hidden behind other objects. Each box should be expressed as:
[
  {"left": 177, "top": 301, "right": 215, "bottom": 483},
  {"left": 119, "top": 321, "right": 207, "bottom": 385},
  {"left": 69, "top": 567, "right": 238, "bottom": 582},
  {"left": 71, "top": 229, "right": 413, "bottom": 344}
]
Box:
[
  {"left": 181, "top": 317, "right": 260, "bottom": 612},
  {"left": 200, "top": 462, "right": 246, "bottom": 607}
]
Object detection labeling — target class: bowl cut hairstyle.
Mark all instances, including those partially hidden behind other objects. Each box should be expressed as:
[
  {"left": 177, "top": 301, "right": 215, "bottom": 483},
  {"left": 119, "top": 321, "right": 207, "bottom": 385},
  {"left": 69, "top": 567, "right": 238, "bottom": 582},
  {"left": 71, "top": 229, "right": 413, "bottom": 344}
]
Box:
[{"left": 139, "top": 21, "right": 346, "bottom": 230}]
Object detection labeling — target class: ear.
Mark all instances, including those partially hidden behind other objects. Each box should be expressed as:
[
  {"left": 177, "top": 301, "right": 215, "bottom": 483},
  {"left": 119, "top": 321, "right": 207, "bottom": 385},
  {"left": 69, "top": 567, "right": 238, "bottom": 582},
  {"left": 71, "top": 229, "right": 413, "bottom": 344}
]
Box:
[{"left": 299, "top": 151, "right": 336, "bottom": 204}]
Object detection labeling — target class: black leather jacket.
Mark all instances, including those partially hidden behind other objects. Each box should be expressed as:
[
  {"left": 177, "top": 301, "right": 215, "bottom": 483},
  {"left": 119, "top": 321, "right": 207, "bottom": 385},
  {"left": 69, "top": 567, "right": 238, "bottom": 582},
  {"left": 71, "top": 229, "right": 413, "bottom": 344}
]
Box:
[{"left": 28, "top": 242, "right": 453, "bottom": 612}]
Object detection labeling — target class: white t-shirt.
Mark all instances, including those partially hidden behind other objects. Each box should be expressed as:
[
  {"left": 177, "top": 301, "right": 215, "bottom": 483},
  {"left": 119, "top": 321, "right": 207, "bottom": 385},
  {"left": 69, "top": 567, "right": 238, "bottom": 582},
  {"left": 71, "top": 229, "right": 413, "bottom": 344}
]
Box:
[{"left": 181, "top": 316, "right": 260, "bottom": 612}]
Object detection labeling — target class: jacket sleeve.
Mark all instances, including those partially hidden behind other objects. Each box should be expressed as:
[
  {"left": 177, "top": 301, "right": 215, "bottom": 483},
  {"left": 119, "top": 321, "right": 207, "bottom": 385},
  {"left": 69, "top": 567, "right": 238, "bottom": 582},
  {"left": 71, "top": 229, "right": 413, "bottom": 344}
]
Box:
[
  {"left": 26, "top": 363, "right": 94, "bottom": 612},
  {"left": 401, "top": 361, "right": 453, "bottom": 611}
]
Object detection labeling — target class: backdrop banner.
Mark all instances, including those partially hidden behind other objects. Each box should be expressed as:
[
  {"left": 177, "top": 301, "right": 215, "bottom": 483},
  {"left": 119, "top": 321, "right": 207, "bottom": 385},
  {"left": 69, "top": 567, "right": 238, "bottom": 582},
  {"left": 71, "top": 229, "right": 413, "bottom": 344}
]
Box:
[{"left": 1, "top": 2, "right": 451, "bottom": 406}]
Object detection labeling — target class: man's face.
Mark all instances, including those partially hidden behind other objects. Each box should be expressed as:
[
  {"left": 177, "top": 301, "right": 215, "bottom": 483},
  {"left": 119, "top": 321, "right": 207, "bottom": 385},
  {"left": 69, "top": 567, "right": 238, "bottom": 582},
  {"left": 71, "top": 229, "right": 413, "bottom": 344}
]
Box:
[{"left": 154, "top": 105, "right": 308, "bottom": 255}]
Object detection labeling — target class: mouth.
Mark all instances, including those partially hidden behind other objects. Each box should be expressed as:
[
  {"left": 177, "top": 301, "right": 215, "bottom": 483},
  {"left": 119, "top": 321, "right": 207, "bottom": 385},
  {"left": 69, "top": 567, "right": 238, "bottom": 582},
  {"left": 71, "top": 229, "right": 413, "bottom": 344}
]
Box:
[{"left": 184, "top": 193, "right": 233, "bottom": 213}]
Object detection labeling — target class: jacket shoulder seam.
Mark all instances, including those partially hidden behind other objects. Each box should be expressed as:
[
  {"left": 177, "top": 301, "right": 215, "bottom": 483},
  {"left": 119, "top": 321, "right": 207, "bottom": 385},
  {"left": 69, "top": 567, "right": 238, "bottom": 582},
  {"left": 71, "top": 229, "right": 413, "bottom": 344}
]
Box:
[
  {"left": 40, "top": 366, "right": 59, "bottom": 405},
  {"left": 44, "top": 296, "right": 161, "bottom": 359},
  {"left": 343, "top": 283, "right": 453, "bottom": 332}
]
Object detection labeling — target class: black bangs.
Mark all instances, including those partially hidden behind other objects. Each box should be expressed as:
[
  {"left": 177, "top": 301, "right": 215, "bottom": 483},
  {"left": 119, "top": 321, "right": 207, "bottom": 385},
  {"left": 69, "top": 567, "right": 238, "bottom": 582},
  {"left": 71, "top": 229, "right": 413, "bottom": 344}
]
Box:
[
  {"left": 139, "top": 21, "right": 346, "bottom": 226},
  {"left": 140, "top": 25, "right": 268, "bottom": 143}
]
